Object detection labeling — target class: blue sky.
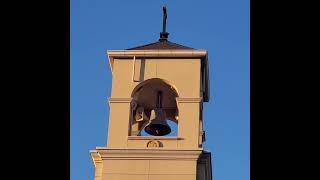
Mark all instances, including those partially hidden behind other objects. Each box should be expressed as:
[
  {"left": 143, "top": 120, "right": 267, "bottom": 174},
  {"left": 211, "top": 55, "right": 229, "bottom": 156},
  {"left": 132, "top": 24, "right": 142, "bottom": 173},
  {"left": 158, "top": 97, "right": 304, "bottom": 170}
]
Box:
[{"left": 71, "top": 0, "right": 250, "bottom": 180}]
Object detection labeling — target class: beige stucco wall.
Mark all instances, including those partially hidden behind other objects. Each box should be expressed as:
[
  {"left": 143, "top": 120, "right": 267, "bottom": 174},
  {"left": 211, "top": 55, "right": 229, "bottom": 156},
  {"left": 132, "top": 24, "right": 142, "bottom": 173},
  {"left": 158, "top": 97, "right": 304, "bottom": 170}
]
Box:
[
  {"left": 90, "top": 50, "right": 212, "bottom": 180},
  {"left": 107, "top": 58, "right": 202, "bottom": 149},
  {"left": 111, "top": 58, "right": 201, "bottom": 98},
  {"left": 102, "top": 159, "right": 196, "bottom": 178}
]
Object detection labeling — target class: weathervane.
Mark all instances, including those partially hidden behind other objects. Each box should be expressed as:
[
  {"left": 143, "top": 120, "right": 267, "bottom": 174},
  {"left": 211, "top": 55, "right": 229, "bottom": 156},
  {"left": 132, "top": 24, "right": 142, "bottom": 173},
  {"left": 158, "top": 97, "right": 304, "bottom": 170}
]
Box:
[{"left": 159, "top": 5, "right": 169, "bottom": 41}]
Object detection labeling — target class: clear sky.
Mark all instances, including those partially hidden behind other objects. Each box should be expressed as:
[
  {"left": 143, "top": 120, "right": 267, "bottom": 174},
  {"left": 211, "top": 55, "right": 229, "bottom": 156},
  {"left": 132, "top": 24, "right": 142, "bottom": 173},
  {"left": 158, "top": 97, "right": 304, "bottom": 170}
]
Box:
[{"left": 71, "top": 0, "right": 250, "bottom": 180}]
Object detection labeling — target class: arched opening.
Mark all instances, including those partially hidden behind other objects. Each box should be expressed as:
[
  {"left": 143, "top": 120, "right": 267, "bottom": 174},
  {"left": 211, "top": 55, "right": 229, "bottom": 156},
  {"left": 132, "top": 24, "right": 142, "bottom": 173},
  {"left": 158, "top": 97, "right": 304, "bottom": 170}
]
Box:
[{"left": 130, "top": 78, "right": 179, "bottom": 136}]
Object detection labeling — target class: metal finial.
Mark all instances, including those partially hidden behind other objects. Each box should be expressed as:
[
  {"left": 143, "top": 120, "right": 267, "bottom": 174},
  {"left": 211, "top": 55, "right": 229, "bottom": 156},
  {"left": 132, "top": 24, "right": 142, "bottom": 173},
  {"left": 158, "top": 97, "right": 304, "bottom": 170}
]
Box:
[{"left": 159, "top": 6, "right": 169, "bottom": 41}]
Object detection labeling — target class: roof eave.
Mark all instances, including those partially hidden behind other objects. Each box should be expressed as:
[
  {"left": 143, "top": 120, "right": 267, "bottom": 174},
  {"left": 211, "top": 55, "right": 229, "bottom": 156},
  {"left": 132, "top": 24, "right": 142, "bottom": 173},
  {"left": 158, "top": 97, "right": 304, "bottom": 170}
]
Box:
[{"left": 107, "top": 49, "right": 207, "bottom": 72}]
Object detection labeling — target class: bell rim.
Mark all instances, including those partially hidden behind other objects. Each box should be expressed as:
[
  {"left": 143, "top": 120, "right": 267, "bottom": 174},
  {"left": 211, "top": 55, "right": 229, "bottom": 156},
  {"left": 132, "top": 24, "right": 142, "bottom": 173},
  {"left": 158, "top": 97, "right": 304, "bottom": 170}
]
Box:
[{"left": 144, "top": 123, "right": 171, "bottom": 136}]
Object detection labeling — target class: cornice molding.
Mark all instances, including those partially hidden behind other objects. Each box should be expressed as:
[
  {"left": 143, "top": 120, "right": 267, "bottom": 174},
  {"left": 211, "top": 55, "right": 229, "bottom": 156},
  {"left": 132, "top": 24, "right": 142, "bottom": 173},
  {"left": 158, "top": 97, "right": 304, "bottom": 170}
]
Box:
[
  {"left": 93, "top": 148, "right": 203, "bottom": 160},
  {"left": 176, "top": 97, "right": 203, "bottom": 103},
  {"left": 108, "top": 97, "right": 133, "bottom": 104},
  {"left": 107, "top": 49, "right": 207, "bottom": 58},
  {"left": 90, "top": 150, "right": 102, "bottom": 167}
]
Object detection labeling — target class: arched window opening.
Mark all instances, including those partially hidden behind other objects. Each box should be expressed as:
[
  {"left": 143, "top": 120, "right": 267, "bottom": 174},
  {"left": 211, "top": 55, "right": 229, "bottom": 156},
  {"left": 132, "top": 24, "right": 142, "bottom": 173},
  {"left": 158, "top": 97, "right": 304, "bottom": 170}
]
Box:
[{"left": 130, "top": 78, "right": 179, "bottom": 137}]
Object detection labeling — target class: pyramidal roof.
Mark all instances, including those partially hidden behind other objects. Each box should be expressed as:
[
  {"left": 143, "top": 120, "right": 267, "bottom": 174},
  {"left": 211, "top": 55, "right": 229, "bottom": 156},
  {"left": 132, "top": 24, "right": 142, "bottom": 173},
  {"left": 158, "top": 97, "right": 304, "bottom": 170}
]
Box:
[{"left": 126, "top": 40, "right": 195, "bottom": 50}]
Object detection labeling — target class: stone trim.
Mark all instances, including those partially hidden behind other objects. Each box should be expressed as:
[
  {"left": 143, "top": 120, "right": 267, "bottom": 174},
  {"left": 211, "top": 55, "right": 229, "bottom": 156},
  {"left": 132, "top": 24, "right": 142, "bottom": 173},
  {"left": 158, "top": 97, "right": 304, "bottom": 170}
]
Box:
[
  {"left": 90, "top": 150, "right": 103, "bottom": 180},
  {"left": 90, "top": 150, "right": 102, "bottom": 167},
  {"left": 108, "top": 97, "right": 133, "bottom": 103},
  {"left": 176, "top": 97, "right": 203, "bottom": 103},
  {"left": 107, "top": 49, "right": 207, "bottom": 58},
  {"left": 93, "top": 148, "right": 203, "bottom": 160}
]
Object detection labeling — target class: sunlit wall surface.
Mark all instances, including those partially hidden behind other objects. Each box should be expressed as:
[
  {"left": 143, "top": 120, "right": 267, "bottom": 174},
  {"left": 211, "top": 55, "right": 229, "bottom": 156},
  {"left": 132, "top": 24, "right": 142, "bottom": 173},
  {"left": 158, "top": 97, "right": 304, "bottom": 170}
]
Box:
[{"left": 71, "top": 1, "right": 250, "bottom": 180}]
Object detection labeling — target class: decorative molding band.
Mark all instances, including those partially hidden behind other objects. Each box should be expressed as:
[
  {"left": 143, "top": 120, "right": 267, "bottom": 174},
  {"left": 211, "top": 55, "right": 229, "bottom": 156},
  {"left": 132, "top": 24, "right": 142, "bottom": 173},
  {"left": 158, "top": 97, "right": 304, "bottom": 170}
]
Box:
[
  {"left": 107, "top": 49, "right": 207, "bottom": 57},
  {"left": 176, "top": 97, "right": 203, "bottom": 103},
  {"left": 90, "top": 150, "right": 102, "bottom": 167},
  {"left": 93, "top": 148, "right": 203, "bottom": 160},
  {"left": 108, "top": 98, "right": 133, "bottom": 103}
]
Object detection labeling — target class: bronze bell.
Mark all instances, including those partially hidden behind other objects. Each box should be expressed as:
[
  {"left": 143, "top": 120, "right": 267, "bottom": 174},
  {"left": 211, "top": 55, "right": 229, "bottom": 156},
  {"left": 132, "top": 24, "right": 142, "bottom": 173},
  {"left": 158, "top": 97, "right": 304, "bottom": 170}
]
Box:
[
  {"left": 144, "top": 109, "right": 171, "bottom": 136},
  {"left": 144, "top": 91, "right": 171, "bottom": 136}
]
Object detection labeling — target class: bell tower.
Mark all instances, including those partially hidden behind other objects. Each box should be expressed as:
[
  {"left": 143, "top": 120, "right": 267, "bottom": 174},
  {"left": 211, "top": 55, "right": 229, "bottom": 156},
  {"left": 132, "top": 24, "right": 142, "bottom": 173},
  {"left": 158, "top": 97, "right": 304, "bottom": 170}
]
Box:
[{"left": 90, "top": 6, "right": 212, "bottom": 180}]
